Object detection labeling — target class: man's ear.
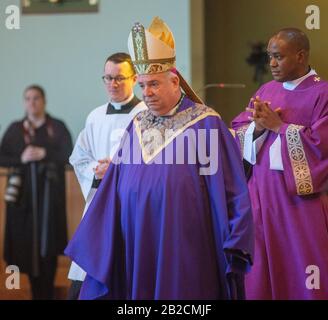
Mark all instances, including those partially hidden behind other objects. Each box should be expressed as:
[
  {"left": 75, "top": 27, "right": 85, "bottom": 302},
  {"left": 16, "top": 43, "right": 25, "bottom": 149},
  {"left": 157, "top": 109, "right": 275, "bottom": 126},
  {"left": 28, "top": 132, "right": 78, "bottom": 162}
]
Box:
[
  {"left": 297, "top": 49, "right": 307, "bottom": 64},
  {"left": 172, "top": 74, "right": 180, "bottom": 89},
  {"left": 132, "top": 74, "right": 138, "bottom": 85}
]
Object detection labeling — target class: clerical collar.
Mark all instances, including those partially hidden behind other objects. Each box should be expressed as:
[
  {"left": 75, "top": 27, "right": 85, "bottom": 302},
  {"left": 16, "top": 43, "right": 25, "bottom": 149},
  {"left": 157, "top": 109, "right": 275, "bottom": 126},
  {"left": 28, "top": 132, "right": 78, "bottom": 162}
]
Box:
[
  {"left": 110, "top": 94, "right": 134, "bottom": 110},
  {"left": 106, "top": 95, "right": 141, "bottom": 114},
  {"left": 283, "top": 69, "right": 317, "bottom": 91}
]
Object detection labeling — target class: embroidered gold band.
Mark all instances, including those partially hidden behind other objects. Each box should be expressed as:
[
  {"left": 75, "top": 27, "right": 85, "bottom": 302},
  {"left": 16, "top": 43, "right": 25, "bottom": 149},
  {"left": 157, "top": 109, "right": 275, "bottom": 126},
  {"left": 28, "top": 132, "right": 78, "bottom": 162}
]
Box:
[
  {"left": 286, "top": 124, "right": 313, "bottom": 195},
  {"left": 132, "top": 23, "right": 148, "bottom": 62},
  {"left": 133, "top": 57, "right": 176, "bottom": 65},
  {"left": 134, "top": 106, "right": 220, "bottom": 164},
  {"left": 235, "top": 125, "right": 250, "bottom": 158}
]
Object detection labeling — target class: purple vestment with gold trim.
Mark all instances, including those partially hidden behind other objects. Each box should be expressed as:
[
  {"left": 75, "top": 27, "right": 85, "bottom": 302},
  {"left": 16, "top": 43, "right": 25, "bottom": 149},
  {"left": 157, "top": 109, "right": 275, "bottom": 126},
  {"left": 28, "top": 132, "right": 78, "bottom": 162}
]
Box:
[
  {"left": 65, "top": 96, "right": 254, "bottom": 299},
  {"left": 232, "top": 75, "right": 328, "bottom": 299}
]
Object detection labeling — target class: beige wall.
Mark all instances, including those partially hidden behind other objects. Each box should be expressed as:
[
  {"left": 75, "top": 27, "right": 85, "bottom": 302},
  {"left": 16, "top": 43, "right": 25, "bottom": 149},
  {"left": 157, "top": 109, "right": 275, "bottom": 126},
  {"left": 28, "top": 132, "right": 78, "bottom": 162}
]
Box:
[
  {"left": 205, "top": 0, "right": 327, "bottom": 125},
  {"left": 0, "top": 0, "right": 193, "bottom": 142}
]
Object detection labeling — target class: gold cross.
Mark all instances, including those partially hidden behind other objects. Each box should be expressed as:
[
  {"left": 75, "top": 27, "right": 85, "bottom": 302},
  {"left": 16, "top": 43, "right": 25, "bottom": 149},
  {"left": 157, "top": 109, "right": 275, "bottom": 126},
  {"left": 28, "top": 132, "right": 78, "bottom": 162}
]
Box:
[{"left": 314, "top": 77, "right": 321, "bottom": 82}]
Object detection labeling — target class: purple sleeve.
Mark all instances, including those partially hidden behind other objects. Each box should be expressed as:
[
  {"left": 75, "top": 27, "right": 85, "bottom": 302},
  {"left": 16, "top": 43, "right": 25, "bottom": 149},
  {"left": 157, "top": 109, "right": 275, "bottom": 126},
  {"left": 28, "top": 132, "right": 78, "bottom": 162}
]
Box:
[
  {"left": 64, "top": 159, "right": 121, "bottom": 299},
  {"left": 202, "top": 117, "right": 254, "bottom": 272},
  {"left": 279, "top": 92, "right": 328, "bottom": 195}
]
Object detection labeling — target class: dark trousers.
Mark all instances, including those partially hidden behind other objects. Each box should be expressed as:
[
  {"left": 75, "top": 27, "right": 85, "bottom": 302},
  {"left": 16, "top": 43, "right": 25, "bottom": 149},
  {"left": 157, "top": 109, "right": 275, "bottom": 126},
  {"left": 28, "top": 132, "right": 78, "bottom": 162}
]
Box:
[
  {"left": 28, "top": 257, "right": 57, "bottom": 300},
  {"left": 67, "top": 280, "right": 83, "bottom": 300}
]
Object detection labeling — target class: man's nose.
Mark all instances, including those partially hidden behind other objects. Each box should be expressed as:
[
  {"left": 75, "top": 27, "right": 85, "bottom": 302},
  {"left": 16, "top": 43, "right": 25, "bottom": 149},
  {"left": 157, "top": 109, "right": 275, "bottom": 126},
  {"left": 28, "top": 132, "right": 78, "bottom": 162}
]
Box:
[
  {"left": 109, "top": 80, "right": 119, "bottom": 87},
  {"left": 143, "top": 86, "right": 152, "bottom": 97},
  {"left": 270, "top": 57, "right": 278, "bottom": 67}
]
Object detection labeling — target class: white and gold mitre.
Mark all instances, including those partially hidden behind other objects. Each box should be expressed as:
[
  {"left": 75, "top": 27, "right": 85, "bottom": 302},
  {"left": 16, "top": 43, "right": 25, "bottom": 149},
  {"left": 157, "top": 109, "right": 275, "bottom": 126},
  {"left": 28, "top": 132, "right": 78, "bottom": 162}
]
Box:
[{"left": 127, "top": 17, "right": 176, "bottom": 75}]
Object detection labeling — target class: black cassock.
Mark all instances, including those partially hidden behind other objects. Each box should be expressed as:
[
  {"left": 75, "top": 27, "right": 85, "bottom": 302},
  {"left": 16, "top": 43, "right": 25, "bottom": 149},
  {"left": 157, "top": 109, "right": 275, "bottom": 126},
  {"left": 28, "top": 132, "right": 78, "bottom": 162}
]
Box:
[{"left": 0, "top": 114, "right": 72, "bottom": 283}]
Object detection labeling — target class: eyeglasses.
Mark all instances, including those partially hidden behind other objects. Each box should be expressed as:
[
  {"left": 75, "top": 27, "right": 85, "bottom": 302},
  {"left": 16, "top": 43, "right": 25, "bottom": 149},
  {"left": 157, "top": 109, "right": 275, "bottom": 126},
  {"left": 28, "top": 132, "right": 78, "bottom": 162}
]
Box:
[{"left": 102, "top": 74, "right": 134, "bottom": 84}]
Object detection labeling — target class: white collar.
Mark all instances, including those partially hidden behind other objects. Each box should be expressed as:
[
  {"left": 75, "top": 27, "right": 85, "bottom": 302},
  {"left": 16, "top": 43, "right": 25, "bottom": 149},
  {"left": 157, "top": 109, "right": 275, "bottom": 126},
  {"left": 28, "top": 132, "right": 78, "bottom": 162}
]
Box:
[
  {"left": 283, "top": 69, "right": 317, "bottom": 91},
  {"left": 110, "top": 93, "right": 134, "bottom": 110}
]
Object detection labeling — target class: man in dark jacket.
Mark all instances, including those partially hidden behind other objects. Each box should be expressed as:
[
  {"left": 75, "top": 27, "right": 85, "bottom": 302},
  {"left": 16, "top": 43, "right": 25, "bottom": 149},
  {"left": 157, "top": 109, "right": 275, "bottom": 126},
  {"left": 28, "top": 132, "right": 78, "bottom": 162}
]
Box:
[{"left": 0, "top": 85, "right": 72, "bottom": 299}]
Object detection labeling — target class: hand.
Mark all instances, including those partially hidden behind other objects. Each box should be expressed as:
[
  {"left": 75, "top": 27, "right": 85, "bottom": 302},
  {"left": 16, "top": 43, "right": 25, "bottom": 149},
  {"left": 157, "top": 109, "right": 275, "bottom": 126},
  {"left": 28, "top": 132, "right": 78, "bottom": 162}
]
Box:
[
  {"left": 21, "top": 145, "right": 46, "bottom": 163},
  {"left": 93, "top": 158, "right": 111, "bottom": 179},
  {"left": 246, "top": 96, "right": 267, "bottom": 132},
  {"left": 246, "top": 96, "right": 282, "bottom": 133}
]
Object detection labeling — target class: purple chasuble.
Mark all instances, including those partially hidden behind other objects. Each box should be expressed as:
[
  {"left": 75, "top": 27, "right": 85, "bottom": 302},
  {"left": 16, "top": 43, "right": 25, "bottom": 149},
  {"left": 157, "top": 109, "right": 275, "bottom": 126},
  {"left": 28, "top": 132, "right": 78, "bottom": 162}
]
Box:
[
  {"left": 232, "top": 75, "right": 328, "bottom": 299},
  {"left": 65, "top": 96, "right": 254, "bottom": 300}
]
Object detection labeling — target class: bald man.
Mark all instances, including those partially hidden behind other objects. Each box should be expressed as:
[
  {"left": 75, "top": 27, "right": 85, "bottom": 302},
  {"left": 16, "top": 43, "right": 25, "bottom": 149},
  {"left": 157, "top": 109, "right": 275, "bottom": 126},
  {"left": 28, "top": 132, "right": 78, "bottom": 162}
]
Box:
[{"left": 232, "top": 28, "right": 328, "bottom": 299}]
